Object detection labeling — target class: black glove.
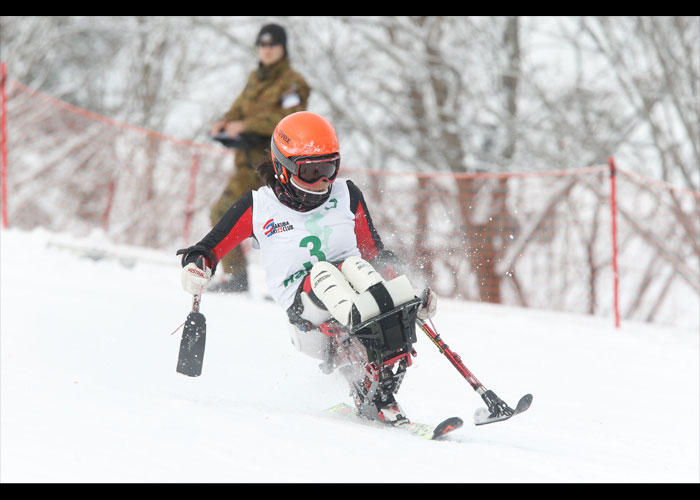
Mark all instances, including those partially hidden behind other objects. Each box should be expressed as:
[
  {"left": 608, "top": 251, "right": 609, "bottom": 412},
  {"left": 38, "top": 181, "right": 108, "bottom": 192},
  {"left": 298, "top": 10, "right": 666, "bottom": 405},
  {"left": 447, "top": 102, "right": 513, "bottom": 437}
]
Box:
[{"left": 177, "top": 245, "right": 218, "bottom": 274}]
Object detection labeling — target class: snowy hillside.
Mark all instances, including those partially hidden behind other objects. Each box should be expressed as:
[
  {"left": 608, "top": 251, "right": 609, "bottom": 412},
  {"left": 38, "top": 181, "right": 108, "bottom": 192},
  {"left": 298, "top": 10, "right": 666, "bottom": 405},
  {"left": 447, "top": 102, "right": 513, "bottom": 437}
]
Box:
[{"left": 1, "top": 228, "right": 698, "bottom": 483}]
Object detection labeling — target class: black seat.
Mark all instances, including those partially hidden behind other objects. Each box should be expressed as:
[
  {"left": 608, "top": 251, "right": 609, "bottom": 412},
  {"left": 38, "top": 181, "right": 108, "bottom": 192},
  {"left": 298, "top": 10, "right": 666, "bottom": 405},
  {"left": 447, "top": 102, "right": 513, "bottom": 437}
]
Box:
[{"left": 350, "top": 297, "right": 421, "bottom": 366}]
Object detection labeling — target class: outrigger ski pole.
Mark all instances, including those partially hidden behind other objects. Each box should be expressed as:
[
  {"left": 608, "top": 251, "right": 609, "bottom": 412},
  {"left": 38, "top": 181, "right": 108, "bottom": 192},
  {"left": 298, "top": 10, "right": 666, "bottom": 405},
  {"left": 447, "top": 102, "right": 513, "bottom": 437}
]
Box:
[
  {"left": 416, "top": 318, "right": 533, "bottom": 425},
  {"left": 176, "top": 289, "right": 207, "bottom": 377}
]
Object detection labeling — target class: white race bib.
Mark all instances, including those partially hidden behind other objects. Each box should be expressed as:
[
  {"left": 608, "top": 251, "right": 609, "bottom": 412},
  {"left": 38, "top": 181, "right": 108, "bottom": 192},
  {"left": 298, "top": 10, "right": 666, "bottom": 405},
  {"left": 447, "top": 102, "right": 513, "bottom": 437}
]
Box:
[{"left": 251, "top": 179, "right": 361, "bottom": 309}]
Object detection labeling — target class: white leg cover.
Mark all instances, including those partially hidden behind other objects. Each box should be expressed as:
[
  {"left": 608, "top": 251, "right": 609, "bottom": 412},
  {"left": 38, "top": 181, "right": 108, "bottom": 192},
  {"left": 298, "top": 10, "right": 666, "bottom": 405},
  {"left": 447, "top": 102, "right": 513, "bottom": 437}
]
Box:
[
  {"left": 287, "top": 324, "right": 330, "bottom": 360},
  {"left": 382, "top": 274, "right": 417, "bottom": 306},
  {"left": 298, "top": 291, "right": 332, "bottom": 325},
  {"left": 310, "top": 261, "right": 358, "bottom": 326},
  {"left": 351, "top": 290, "right": 381, "bottom": 323},
  {"left": 340, "top": 256, "right": 385, "bottom": 292},
  {"left": 340, "top": 257, "right": 415, "bottom": 307},
  {"left": 310, "top": 259, "right": 419, "bottom": 328},
  {"left": 351, "top": 274, "right": 417, "bottom": 325}
]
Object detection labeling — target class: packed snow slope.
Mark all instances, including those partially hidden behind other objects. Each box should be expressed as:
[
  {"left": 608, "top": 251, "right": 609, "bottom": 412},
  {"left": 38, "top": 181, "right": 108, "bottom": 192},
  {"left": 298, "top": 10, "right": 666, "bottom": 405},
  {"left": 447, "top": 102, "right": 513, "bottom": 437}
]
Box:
[{"left": 1, "top": 228, "right": 698, "bottom": 483}]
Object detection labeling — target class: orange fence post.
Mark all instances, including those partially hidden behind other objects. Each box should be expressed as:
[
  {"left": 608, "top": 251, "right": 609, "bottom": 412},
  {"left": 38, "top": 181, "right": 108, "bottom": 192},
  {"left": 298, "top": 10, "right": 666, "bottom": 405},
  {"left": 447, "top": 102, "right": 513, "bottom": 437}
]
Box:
[
  {"left": 1, "top": 61, "right": 8, "bottom": 229},
  {"left": 103, "top": 179, "right": 116, "bottom": 232},
  {"left": 609, "top": 157, "right": 620, "bottom": 328}
]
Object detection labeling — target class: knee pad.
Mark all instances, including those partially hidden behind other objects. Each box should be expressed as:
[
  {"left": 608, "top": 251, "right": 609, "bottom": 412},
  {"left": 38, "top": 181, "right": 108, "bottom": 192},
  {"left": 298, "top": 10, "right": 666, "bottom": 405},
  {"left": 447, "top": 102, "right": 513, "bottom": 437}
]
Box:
[
  {"left": 340, "top": 256, "right": 384, "bottom": 292},
  {"left": 287, "top": 324, "right": 329, "bottom": 360},
  {"left": 310, "top": 261, "right": 357, "bottom": 326},
  {"left": 298, "top": 291, "right": 332, "bottom": 326}
]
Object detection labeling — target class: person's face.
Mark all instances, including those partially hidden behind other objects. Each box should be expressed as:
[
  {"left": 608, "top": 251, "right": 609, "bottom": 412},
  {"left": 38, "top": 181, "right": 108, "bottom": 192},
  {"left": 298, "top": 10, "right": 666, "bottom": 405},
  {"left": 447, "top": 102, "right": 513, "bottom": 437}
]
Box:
[{"left": 257, "top": 43, "right": 285, "bottom": 66}]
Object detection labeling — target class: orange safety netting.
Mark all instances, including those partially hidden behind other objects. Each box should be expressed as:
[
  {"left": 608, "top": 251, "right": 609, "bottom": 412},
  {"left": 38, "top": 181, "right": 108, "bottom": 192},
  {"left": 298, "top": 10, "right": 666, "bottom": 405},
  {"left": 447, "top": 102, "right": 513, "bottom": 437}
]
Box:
[{"left": 2, "top": 74, "right": 698, "bottom": 328}]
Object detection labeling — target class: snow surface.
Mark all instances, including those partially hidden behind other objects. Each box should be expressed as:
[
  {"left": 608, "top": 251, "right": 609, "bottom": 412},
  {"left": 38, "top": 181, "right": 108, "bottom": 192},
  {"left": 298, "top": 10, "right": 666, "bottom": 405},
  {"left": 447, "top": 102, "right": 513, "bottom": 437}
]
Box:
[{"left": 1, "top": 228, "right": 698, "bottom": 483}]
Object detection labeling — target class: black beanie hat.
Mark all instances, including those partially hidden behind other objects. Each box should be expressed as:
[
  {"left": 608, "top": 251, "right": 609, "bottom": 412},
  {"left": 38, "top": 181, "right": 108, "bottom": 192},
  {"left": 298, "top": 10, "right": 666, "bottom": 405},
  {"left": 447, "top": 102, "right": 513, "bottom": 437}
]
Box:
[{"left": 256, "top": 23, "right": 287, "bottom": 52}]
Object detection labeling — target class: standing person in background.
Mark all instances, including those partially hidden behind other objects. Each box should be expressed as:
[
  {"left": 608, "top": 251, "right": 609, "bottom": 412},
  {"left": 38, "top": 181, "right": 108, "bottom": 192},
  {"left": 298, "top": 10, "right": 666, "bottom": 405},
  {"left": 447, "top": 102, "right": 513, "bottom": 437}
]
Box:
[{"left": 208, "top": 22, "right": 311, "bottom": 293}]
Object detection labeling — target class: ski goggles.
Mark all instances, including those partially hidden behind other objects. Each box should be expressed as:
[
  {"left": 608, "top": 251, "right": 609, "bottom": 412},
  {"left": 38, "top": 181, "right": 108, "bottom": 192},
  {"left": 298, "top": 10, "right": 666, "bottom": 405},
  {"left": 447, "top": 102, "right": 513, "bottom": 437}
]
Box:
[
  {"left": 293, "top": 154, "right": 340, "bottom": 184},
  {"left": 272, "top": 141, "right": 340, "bottom": 184}
]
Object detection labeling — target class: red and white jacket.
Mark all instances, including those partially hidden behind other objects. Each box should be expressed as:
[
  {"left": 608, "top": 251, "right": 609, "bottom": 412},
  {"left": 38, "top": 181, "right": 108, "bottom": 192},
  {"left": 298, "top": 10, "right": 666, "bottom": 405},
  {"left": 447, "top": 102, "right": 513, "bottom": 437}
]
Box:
[{"left": 190, "top": 178, "right": 398, "bottom": 310}]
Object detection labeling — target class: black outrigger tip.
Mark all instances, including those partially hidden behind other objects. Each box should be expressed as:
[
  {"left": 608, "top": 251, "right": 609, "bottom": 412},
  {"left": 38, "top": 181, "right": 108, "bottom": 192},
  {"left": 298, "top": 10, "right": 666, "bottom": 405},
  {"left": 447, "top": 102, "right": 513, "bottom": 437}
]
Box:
[
  {"left": 177, "top": 309, "right": 206, "bottom": 377},
  {"left": 474, "top": 393, "right": 533, "bottom": 425}
]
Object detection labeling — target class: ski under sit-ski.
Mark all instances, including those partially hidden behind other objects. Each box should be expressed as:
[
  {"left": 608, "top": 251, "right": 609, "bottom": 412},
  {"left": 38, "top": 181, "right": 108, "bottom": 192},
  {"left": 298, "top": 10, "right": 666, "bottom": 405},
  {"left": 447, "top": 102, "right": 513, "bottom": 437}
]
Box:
[{"left": 325, "top": 403, "right": 463, "bottom": 440}]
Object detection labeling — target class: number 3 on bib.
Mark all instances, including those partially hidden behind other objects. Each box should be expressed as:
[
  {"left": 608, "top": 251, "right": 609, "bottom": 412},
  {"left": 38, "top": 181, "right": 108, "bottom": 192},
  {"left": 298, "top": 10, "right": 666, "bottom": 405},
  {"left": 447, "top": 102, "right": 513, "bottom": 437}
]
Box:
[{"left": 300, "top": 235, "right": 327, "bottom": 270}]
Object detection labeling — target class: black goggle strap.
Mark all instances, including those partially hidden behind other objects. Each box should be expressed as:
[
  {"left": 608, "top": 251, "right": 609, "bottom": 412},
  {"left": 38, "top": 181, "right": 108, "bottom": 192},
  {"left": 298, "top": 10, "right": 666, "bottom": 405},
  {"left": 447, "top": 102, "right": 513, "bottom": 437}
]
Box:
[{"left": 271, "top": 139, "right": 299, "bottom": 176}]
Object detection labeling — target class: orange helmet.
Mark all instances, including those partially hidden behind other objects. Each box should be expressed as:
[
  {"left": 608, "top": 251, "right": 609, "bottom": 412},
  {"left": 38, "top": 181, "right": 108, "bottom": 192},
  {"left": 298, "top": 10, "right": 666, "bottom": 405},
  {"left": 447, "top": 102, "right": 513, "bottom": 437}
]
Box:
[{"left": 270, "top": 111, "right": 340, "bottom": 187}]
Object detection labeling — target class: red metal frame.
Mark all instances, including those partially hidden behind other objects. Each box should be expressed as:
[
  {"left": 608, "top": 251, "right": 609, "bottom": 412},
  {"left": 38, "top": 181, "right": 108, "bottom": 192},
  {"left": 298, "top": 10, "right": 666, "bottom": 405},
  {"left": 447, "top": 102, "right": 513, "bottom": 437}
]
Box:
[
  {"left": 380, "top": 349, "right": 415, "bottom": 369},
  {"left": 418, "top": 319, "right": 485, "bottom": 393}
]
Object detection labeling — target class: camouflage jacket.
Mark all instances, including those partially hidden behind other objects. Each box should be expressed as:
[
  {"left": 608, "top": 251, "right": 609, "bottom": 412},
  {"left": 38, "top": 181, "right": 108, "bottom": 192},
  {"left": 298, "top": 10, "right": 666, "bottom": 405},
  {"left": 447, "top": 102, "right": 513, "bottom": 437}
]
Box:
[{"left": 223, "top": 57, "right": 311, "bottom": 138}]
